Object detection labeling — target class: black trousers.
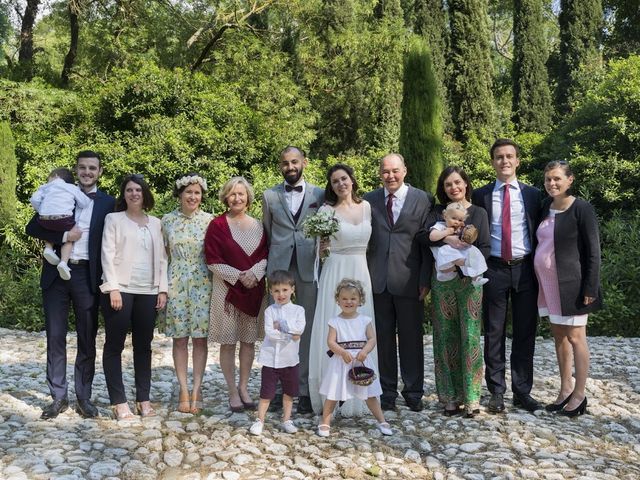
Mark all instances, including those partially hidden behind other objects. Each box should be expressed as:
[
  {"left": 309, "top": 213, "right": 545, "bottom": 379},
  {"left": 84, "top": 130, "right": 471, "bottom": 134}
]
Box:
[
  {"left": 42, "top": 262, "right": 99, "bottom": 401},
  {"left": 373, "top": 289, "right": 424, "bottom": 403},
  {"left": 483, "top": 258, "right": 538, "bottom": 395},
  {"left": 101, "top": 292, "right": 157, "bottom": 405}
]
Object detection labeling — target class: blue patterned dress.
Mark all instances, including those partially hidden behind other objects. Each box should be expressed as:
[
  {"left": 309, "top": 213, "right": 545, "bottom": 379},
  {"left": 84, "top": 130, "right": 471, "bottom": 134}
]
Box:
[{"left": 158, "top": 208, "right": 213, "bottom": 338}]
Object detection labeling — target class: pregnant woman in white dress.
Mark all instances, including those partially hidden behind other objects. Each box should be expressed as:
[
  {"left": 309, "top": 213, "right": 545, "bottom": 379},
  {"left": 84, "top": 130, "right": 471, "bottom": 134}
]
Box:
[{"left": 308, "top": 163, "right": 376, "bottom": 416}]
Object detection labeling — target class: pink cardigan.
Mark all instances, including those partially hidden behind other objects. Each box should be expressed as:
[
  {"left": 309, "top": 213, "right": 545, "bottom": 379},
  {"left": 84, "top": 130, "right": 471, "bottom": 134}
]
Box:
[{"left": 100, "top": 211, "right": 168, "bottom": 294}]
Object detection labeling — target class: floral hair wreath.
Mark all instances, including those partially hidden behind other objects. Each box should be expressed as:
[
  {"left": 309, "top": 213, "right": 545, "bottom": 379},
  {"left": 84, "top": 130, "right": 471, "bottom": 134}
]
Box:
[{"left": 175, "top": 175, "right": 208, "bottom": 191}]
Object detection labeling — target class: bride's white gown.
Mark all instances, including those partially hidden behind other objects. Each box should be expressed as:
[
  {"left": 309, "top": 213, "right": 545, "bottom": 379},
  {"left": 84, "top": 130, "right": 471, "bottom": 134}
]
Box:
[{"left": 308, "top": 201, "right": 376, "bottom": 417}]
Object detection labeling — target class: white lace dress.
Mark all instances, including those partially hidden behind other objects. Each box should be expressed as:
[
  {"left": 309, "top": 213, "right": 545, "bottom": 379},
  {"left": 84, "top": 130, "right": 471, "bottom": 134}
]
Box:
[{"left": 308, "top": 201, "right": 377, "bottom": 416}]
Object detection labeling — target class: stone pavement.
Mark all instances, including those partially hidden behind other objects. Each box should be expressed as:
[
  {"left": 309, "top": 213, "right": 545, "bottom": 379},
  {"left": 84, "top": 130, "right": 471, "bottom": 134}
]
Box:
[{"left": 1, "top": 327, "right": 639, "bottom": 479}]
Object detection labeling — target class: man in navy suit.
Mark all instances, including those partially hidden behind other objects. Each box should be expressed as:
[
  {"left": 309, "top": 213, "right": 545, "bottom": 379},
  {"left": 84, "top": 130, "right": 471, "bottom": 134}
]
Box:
[
  {"left": 472, "top": 139, "right": 542, "bottom": 413},
  {"left": 26, "top": 151, "right": 115, "bottom": 419}
]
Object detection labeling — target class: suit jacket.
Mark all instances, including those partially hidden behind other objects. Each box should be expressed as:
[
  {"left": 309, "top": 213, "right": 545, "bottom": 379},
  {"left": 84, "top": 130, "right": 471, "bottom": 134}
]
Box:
[
  {"left": 26, "top": 190, "right": 115, "bottom": 294},
  {"left": 364, "top": 185, "right": 434, "bottom": 296},
  {"left": 262, "top": 183, "right": 325, "bottom": 283},
  {"left": 100, "top": 211, "right": 168, "bottom": 294},
  {"left": 471, "top": 181, "right": 542, "bottom": 252},
  {"left": 540, "top": 197, "right": 603, "bottom": 315}
]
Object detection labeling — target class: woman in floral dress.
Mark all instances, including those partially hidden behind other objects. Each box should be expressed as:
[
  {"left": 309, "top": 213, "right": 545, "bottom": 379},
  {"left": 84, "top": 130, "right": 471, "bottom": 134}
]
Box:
[{"left": 159, "top": 172, "right": 213, "bottom": 413}]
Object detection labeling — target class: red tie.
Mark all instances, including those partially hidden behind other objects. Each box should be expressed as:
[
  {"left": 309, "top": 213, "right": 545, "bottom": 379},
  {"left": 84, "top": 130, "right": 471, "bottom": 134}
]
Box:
[
  {"left": 501, "top": 184, "right": 512, "bottom": 260},
  {"left": 386, "top": 193, "right": 395, "bottom": 227}
]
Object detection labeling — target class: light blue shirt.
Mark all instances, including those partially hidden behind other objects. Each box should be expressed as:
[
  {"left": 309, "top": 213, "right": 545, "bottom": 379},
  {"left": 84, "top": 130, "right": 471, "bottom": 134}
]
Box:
[{"left": 490, "top": 179, "right": 531, "bottom": 258}]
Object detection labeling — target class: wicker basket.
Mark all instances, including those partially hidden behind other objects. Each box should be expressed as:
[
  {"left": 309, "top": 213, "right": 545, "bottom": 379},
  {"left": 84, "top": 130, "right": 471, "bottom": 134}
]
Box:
[{"left": 348, "top": 362, "right": 376, "bottom": 387}]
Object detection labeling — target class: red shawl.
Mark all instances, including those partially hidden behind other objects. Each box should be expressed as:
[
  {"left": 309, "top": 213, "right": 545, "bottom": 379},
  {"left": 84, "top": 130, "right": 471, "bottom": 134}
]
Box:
[{"left": 205, "top": 214, "right": 268, "bottom": 317}]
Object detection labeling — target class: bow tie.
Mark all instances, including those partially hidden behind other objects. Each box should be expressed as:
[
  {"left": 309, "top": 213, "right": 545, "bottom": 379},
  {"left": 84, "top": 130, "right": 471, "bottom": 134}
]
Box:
[
  {"left": 285, "top": 184, "right": 303, "bottom": 193},
  {"left": 85, "top": 191, "right": 97, "bottom": 199}
]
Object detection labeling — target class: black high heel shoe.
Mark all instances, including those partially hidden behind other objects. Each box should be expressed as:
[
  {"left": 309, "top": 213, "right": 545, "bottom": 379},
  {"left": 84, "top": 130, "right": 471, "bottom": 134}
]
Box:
[
  {"left": 559, "top": 397, "right": 587, "bottom": 417},
  {"left": 545, "top": 393, "right": 572, "bottom": 412}
]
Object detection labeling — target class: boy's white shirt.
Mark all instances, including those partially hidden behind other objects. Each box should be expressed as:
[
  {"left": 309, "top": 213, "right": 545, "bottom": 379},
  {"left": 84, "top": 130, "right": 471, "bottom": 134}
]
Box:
[
  {"left": 257, "top": 302, "right": 306, "bottom": 369},
  {"left": 30, "top": 178, "right": 92, "bottom": 216}
]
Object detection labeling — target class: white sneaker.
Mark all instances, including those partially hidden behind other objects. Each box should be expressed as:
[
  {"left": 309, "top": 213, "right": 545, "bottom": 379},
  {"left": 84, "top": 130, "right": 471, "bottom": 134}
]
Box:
[
  {"left": 281, "top": 420, "right": 298, "bottom": 434},
  {"left": 43, "top": 248, "right": 60, "bottom": 265},
  {"left": 472, "top": 276, "right": 489, "bottom": 286},
  {"left": 57, "top": 262, "right": 71, "bottom": 281},
  {"left": 317, "top": 424, "right": 330, "bottom": 437},
  {"left": 377, "top": 422, "right": 393, "bottom": 436},
  {"left": 249, "top": 420, "right": 263, "bottom": 436}
]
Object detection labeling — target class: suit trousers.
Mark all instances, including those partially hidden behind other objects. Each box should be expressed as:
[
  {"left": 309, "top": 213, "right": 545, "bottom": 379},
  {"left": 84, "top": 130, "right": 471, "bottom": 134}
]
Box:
[
  {"left": 42, "top": 262, "right": 99, "bottom": 401},
  {"left": 483, "top": 257, "right": 538, "bottom": 395},
  {"left": 101, "top": 292, "right": 157, "bottom": 405},
  {"left": 289, "top": 254, "right": 317, "bottom": 396},
  {"left": 373, "top": 289, "right": 424, "bottom": 403}
]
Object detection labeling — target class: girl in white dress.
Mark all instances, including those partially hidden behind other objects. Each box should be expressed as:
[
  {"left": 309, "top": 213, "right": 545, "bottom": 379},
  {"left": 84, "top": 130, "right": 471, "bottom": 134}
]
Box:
[
  {"left": 318, "top": 279, "right": 392, "bottom": 437},
  {"left": 308, "top": 163, "right": 376, "bottom": 417}
]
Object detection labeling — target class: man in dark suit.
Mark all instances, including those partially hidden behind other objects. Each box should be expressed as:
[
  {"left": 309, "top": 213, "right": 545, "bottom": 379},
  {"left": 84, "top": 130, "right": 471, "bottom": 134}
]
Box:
[
  {"left": 471, "top": 138, "right": 542, "bottom": 413},
  {"left": 26, "top": 150, "right": 115, "bottom": 419},
  {"left": 364, "top": 153, "right": 433, "bottom": 412}
]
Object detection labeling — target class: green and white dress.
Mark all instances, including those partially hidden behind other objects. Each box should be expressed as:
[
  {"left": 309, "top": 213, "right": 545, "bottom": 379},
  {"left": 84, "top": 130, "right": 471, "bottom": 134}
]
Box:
[{"left": 158, "top": 208, "right": 213, "bottom": 338}]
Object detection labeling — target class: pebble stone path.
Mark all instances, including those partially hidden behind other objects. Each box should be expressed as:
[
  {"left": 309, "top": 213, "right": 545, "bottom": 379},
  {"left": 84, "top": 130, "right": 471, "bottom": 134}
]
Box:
[{"left": 1, "top": 327, "right": 640, "bottom": 480}]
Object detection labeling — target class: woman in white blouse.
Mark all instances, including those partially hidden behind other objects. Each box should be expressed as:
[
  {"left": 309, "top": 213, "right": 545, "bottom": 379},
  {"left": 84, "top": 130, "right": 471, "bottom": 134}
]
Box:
[{"left": 100, "top": 174, "right": 168, "bottom": 420}]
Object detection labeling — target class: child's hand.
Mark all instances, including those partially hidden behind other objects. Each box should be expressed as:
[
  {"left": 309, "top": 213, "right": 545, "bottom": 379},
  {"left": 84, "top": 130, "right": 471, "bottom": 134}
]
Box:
[
  {"left": 273, "top": 320, "right": 281, "bottom": 331},
  {"left": 355, "top": 350, "right": 368, "bottom": 362},
  {"left": 340, "top": 351, "right": 353, "bottom": 364},
  {"left": 291, "top": 334, "right": 301, "bottom": 341}
]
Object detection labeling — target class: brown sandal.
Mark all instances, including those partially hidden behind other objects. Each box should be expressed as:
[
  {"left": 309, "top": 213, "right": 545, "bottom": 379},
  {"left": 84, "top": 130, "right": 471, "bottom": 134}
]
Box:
[{"left": 177, "top": 390, "right": 191, "bottom": 413}]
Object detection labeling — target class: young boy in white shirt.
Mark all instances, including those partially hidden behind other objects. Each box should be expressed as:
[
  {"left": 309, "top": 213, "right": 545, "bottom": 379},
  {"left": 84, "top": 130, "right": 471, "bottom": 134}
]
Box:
[{"left": 250, "top": 270, "right": 306, "bottom": 435}]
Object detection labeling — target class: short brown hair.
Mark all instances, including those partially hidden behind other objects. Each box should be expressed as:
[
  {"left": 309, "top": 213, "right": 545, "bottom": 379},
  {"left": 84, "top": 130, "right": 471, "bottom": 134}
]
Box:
[{"left": 268, "top": 270, "right": 296, "bottom": 288}]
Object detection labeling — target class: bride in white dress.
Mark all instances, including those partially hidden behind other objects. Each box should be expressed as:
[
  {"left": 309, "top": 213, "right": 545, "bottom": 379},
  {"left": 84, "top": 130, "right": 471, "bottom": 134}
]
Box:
[{"left": 308, "top": 163, "right": 376, "bottom": 417}]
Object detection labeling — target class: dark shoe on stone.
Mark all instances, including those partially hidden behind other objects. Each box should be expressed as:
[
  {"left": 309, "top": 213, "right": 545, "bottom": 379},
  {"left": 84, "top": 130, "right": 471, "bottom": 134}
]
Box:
[
  {"left": 76, "top": 399, "right": 99, "bottom": 418},
  {"left": 268, "top": 393, "right": 283, "bottom": 412},
  {"left": 406, "top": 398, "right": 424, "bottom": 412},
  {"left": 41, "top": 398, "right": 69, "bottom": 419},
  {"left": 380, "top": 398, "right": 396, "bottom": 411},
  {"left": 513, "top": 393, "right": 542, "bottom": 412},
  {"left": 488, "top": 393, "right": 505, "bottom": 413},
  {"left": 296, "top": 395, "right": 313, "bottom": 414}
]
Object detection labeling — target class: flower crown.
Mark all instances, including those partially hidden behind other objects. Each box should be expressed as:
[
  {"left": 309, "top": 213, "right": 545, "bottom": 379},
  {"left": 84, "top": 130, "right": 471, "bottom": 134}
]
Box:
[{"left": 175, "top": 175, "right": 208, "bottom": 191}]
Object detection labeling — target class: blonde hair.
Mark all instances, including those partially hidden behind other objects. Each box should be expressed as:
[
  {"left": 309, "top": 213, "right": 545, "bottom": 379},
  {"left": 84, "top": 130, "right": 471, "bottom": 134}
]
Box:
[
  {"left": 334, "top": 278, "right": 365, "bottom": 306},
  {"left": 442, "top": 201, "right": 468, "bottom": 221},
  {"left": 218, "top": 176, "right": 255, "bottom": 208}
]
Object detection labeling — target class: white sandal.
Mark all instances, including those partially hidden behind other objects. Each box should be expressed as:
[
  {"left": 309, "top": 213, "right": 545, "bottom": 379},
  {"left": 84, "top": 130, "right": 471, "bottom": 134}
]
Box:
[
  {"left": 377, "top": 422, "right": 393, "bottom": 436},
  {"left": 317, "top": 424, "right": 331, "bottom": 437}
]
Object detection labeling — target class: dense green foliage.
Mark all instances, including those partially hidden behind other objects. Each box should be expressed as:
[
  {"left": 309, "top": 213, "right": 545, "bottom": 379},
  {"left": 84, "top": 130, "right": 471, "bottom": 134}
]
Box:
[
  {"left": 399, "top": 37, "right": 443, "bottom": 194},
  {"left": 512, "top": 0, "right": 552, "bottom": 132},
  {"left": 0, "top": 121, "right": 17, "bottom": 227},
  {"left": 448, "top": 0, "right": 496, "bottom": 141}
]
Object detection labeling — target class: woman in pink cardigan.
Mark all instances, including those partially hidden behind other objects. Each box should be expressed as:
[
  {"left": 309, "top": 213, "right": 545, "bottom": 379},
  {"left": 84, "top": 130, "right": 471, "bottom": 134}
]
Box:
[{"left": 100, "top": 174, "right": 168, "bottom": 420}]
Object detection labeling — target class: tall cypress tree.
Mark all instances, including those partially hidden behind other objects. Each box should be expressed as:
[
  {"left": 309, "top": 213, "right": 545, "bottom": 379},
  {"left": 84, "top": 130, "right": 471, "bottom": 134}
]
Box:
[
  {"left": 413, "top": 0, "right": 451, "bottom": 131},
  {"left": 556, "top": 0, "right": 603, "bottom": 115},
  {"left": 513, "top": 0, "right": 553, "bottom": 132},
  {"left": 448, "top": 0, "right": 495, "bottom": 141},
  {"left": 399, "top": 36, "right": 443, "bottom": 194},
  {"left": 0, "top": 122, "right": 17, "bottom": 228}
]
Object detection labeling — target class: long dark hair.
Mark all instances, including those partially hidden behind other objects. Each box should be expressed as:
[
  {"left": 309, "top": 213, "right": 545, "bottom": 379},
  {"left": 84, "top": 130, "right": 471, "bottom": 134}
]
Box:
[
  {"left": 115, "top": 174, "right": 155, "bottom": 212},
  {"left": 324, "top": 163, "right": 361, "bottom": 206},
  {"left": 435, "top": 166, "right": 473, "bottom": 205}
]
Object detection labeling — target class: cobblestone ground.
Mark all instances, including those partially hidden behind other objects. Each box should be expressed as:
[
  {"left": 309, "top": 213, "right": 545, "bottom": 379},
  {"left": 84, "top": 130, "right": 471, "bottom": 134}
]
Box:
[{"left": 1, "top": 327, "right": 639, "bottom": 479}]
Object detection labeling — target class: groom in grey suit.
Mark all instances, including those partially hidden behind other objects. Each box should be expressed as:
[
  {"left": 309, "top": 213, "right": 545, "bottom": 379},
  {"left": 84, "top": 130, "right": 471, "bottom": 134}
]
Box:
[
  {"left": 262, "top": 146, "right": 325, "bottom": 413},
  {"left": 364, "top": 153, "right": 434, "bottom": 412}
]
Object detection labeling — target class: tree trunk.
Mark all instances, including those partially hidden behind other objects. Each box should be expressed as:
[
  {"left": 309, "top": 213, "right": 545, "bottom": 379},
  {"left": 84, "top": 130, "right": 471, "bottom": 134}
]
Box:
[
  {"left": 61, "top": 2, "right": 80, "bottom": 86},
  {"left": 18, "top": 0, "right": 40, "bottom": 76}
]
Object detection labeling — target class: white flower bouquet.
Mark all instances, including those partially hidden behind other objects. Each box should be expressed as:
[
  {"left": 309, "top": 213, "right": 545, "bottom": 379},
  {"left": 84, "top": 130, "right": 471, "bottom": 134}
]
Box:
[{"left": 302, "top": 209, "right": 340, "bottom": 263}]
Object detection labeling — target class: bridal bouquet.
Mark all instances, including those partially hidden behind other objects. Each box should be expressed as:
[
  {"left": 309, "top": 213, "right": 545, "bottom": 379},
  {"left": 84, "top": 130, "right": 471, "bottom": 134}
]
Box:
[{"left": 302, "top": 210, "right": 340, "bottom": 265}]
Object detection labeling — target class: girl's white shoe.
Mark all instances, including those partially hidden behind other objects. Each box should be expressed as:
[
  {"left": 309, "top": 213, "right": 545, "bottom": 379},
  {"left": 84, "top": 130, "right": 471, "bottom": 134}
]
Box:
[
  {"left": 377, "top": 422, "right": 393, "bottom": 436},
  {"left": 249, "top": 420, "right": 263, "bottom": 436},
  {"left": 317, "top": 424, "right": 330, "bottom": 437}
]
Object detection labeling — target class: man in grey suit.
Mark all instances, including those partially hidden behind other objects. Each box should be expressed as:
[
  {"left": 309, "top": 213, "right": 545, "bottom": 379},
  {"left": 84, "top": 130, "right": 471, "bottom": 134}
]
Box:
[
  {"left": 364, "top": 153, "right": 434, "bottom": 412},
  {"left": 262, "top": 146, "right": 324, "bottom": 413}
]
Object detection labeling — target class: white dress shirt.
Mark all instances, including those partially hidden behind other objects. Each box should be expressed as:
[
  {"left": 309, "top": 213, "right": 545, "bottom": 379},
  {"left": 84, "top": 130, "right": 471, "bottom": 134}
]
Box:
[
  {"left": 69, "top": 186, "right": 97, "bottom": 261},
  {"left": 257, "top": 302, "right": 306, "bottom": 368},
  {"left": 490, "top": 179, "right": 531, "bottom": 258},
  {"left": 384, "top": 182, "right": 408, "bottom": 224},
  {"left": 283, "top": 180, "right": 306, "bottom": 216}
]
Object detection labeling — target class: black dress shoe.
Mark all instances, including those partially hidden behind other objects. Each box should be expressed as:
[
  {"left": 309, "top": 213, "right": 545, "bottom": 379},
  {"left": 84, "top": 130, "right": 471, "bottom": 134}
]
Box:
[
  {"left": 380, "top": 398, "right": 396, "bottom": 411},
  {"left": 41, "top": 398, "right": 69, "bottom": 419},
  {"left": 406, "top": 399, "right": 424, "bottom": 412},
  {"left": 76, "top": 399, "right": 99, "bottom": 418},
  {"left": 488, "top": 393, "right": 505, "bottom": 413},
  {"left": 513, "top": 393, "right": 542, "bottom": 412},
  {"left": 296, "top": 395, "right": 313, "bottom": 414},
  {"left": 268, "top": 393, "right": 283, "bottom": 412}
]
